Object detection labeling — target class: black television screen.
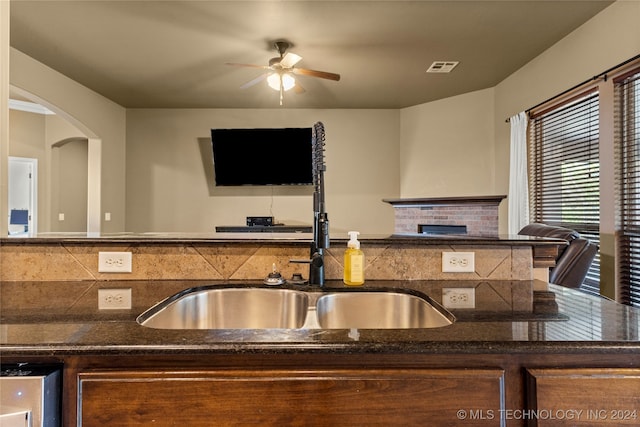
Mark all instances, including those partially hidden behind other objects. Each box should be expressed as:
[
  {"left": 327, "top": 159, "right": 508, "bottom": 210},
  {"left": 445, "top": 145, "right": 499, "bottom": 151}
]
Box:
[{"left": 211, "top": 127, "right": 313, "bottom": 186}]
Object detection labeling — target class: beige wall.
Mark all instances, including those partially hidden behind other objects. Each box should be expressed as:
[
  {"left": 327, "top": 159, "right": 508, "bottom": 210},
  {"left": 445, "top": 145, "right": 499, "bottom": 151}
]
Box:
[
  {"left": 51, "top": 139, "right": 88, "bottom": 232},
  {"left": 399, "top": 88, "right": 496, "bottom": 198},
  {"left": 8, "top": 109, "right": 46, "bottom": 230},
  {"left": 9, "top": 110, "right": 89, "bottom": 232},
  {"left": 126, "top": 109, "right": 400, "bottom": 235},
  {"left": 7, "top": 110, "right": 44, "bottom": 160},
  {"left": 45, "top": 115, "right": 89, "bottom": 232},
  {"left": 9, "top": 48, "right": 127, "bottom": 233},
  {"left": 1, "top": 1, "right": 9, "bottom": 235}
]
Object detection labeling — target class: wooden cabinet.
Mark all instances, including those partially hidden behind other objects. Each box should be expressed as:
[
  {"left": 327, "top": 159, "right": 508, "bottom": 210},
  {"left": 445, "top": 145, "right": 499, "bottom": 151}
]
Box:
[
  {"left": 78, "top": 368, "right": 505, "bottom": 426},
  {"left": 525, "top": 368, "right": 640, "bottom": 426},
  {"left": 12, "top": 351, "right": 640, "bottom": 426}
]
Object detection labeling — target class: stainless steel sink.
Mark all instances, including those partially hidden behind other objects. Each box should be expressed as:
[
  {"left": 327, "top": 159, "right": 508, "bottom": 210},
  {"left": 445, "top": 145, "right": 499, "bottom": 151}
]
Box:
[
  {"left": 316, "top": 291, "right": 454, "bottom": 329},
  {"left": 137, "top": 286, "right": 454, "bottom": 330},
  {"left": 137, "top": 287, "right": 309, "bottom": 329}
]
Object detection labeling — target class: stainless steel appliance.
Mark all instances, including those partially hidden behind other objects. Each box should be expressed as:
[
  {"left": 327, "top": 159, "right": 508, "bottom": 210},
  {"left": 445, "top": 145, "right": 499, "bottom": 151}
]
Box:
[{"left": 0, "top": 365, "right": 61, "bottom": 427}]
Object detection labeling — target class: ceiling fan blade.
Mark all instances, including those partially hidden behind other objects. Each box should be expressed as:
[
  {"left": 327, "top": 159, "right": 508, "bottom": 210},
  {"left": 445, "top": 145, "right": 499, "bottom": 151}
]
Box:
[
  {"left": 280, "top": 52, "right": 302, "bottom": 68},
  {"left": 226, "top": 62, "right": 271, "bottom": 70},
  {"left": 293, "top": 68, "right": 341, "bottom": 81},
  {"left": 240, "top": 73, "right": 268, "bottom": 89}
]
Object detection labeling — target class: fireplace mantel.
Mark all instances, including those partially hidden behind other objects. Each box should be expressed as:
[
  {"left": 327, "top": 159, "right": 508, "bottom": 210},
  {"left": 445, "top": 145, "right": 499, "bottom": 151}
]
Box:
[{"left": 382, "top": 195, "right": 507, "bottom": 207}]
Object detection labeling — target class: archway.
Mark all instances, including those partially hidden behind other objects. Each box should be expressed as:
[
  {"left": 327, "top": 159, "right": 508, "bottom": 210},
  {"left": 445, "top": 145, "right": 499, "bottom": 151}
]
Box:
[{"left": 8, "top": 85, "right": 102, "bottom": 236}]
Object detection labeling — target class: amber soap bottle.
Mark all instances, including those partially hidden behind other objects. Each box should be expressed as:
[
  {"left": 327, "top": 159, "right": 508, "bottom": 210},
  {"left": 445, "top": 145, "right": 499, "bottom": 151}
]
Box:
[{"left": 343, "top": 231, "right": 364, "bottom": 286}]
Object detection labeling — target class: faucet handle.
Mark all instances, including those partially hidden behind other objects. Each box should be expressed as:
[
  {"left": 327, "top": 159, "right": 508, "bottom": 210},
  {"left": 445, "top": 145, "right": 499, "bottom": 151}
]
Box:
[
  {"left": 288, "top": 273, "right": 307, "bottom": 285},
  {"left": 310, "top": 251, "right": 324, "bottom": 268}
]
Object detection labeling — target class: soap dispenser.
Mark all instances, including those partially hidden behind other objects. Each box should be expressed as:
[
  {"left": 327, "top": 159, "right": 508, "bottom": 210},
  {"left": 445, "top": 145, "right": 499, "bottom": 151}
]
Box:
[{"left": 343, "top": 231, "right": 365, "bottom": 286}]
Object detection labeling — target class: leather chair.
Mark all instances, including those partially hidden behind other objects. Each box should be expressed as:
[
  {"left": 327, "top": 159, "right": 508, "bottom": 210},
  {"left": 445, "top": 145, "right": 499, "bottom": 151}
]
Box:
[{"left": 518, "top": 223, "right": 598, "bottom": 289}]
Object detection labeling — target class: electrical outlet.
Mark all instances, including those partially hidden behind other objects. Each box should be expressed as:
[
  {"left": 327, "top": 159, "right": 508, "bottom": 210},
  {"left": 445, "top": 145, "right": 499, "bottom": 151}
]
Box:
[
  {"left": 442, "top": 251, "right": 475, "bottom": 273},
  {"left": 98, "top": 251, "right": 132, "bottom": 273},
  {"left": 442, "top": 287, "right": 475, "bottom": 309},
  {"left": 98, "top": 288, "right": 132, "bottom": 310}
]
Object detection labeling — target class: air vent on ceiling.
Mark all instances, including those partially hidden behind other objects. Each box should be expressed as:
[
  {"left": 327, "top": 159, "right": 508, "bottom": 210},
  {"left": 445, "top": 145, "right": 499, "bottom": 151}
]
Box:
[{"left": 426, "top": 61, "right": 459, "bottom": 73}]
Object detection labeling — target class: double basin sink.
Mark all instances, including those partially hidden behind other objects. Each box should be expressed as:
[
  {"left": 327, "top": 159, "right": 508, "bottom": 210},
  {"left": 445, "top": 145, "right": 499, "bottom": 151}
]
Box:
[{"left": 137, "top": 285, "right": 454, "bottom": 330}]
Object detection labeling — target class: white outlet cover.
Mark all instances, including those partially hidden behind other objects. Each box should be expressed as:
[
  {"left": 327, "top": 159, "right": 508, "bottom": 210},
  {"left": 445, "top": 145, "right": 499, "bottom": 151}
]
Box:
[
  {"left": 98, "top": 251, "right": 133, "bottom": 273},
  {"left": 442, "top": 251, "right": 475, "bottom": 273}
]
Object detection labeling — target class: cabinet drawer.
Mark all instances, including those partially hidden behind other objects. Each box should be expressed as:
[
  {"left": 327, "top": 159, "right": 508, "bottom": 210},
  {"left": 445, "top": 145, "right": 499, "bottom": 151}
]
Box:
[
  {"left": 526, "top": 368, "right": 640, "bottom": 426},
  {"left": 79, "top": 368, "right": 505, "bottom": 426}
]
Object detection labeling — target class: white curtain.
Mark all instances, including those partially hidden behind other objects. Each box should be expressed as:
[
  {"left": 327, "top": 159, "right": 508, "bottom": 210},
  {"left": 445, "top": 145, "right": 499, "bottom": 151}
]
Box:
[{"left": 508, "top": 111, "right": 529, "bottom": 235}]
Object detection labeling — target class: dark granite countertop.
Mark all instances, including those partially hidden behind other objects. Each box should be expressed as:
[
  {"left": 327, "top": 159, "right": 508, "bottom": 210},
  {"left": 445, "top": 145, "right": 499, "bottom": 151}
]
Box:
[
  {"left": 1, "top": 280, "right": 639, "bottom": 357},
  {"left": 1, "top": 232, "right": 564, "bottom": 247}
]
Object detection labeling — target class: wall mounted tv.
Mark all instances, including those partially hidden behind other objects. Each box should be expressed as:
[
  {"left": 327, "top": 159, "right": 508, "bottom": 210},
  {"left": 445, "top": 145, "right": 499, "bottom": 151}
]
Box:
[{"left": 211, "top": 127, "right": 313, "bottom": 186}]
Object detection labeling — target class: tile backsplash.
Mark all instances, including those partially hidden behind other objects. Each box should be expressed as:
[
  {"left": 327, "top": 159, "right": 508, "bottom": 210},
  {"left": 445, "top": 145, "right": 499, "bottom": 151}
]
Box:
[{"left": 0, "top": 241, "right": 532, "bottom": 282}]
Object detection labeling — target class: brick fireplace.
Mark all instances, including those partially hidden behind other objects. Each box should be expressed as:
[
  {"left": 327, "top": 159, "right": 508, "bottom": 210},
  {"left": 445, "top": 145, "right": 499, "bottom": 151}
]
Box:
[{"left": 383, "top": 195, "right": 506, "bottom": 236}]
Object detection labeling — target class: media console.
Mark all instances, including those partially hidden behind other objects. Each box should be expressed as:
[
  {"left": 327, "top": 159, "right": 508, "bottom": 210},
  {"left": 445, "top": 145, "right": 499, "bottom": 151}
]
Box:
[{"left": 215, "top": 225, "right": 313, "bottom": 233}]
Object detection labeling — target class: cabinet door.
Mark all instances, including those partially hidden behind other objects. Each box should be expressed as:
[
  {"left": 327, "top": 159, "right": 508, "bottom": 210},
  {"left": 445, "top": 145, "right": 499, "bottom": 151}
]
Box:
[
  {"left": 79, "top": 368, "right": 505, "bottom": 426},
  {"left": 526, "top": 368, "right": 640, "bottom": 426}
]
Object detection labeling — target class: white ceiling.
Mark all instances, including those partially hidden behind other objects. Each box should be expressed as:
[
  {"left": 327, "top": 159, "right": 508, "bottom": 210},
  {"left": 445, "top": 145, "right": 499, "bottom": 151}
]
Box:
[{"left": 9, "top": 0, "right": 614, "bottom": 109}]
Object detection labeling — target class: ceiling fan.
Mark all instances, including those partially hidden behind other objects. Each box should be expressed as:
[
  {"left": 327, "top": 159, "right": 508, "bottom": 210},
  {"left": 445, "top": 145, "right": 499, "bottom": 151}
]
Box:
[{"left": 226, "top": 41, "right": 341, "bottom": 105}]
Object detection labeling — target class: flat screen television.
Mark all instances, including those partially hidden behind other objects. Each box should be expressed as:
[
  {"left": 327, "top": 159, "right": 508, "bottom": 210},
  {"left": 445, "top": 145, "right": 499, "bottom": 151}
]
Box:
[{"left": 211, "top": 127, "right": 313, "bottom": 186}]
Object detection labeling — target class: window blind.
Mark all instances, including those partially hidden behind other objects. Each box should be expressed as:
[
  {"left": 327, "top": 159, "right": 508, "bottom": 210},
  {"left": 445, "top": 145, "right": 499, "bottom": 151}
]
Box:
[
  {"left": 529, "top": 91, "right": 601, "bottom": 295},
  {"left": 616, "top": 69, "right": 640, "bottom": 307}
]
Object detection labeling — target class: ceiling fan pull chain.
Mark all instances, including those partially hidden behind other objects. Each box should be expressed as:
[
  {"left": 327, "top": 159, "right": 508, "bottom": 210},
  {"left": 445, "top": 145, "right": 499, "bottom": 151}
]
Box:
[{"left": 279, "top": 79, "right": 284, "bottom": 106}]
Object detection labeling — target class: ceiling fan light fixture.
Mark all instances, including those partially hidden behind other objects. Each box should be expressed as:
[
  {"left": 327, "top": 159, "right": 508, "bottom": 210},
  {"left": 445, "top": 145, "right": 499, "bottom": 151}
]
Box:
[{"left": 267, "top": 72, "right": 296, "bottom": 91}]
